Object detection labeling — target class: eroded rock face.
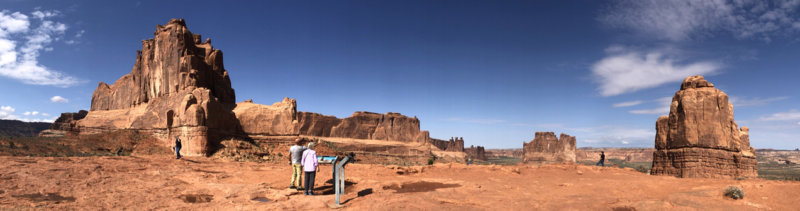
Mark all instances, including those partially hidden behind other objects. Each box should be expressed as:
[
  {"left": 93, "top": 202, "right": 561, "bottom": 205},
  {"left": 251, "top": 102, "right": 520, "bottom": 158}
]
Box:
[
  {"left": 651, "top": 75, "right": 757, "bottom": 179},
  {"left": 232, "top": 98, "right": 297, "bottom": 136},
  {"left": 70, "top": 19, "right": 249, "bottom": 156},
  {"left": 522, "top": 132, "right": 576, "bottom": 163},
  {"left": 296, "top": 112, "right": 341, "bottom": 137},
  {"left": 50, "top": 110, "right": 88, "bottom": 131},
  {"left": 465, "top": 145, "right": 487, "bottom": 161},
  {"left": 430, "top": 137, "right": 464, "bottom": 152},
  {"left": 91, "top": 19, "right": 235, "bottom": 111}
]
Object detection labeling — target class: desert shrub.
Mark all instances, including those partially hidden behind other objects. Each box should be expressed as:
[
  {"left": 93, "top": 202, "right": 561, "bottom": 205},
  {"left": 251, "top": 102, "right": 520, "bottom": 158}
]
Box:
[
  {"left": 427, "top": 157, "right": 435, "bottom": 165},
  {"left": 724, "top": 186, "right": 745, "bottom": 200},
  {"left": 634, "top": 165, "right": 649, "bottom": 173}
]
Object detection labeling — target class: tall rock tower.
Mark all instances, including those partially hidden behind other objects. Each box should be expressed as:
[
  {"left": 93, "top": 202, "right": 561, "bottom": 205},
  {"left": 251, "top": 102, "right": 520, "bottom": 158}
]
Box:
[{"left": 650, "top": 75, "right": 757, "bottom": 179}]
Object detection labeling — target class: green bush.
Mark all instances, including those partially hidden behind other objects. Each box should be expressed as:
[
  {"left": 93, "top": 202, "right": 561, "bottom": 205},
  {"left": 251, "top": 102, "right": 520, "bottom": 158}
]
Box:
[
  {"left": 427, "top": 157, "right": 435, "bottom": 165},
  {"left": 724, "top": 186, "right": 745, "bottom": 200}
]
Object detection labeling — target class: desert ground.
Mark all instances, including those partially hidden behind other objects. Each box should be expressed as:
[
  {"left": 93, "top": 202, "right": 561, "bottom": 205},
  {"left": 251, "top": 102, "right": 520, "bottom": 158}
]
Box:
[{"left": 1, "top": 154, "right": 799, "bottom": 210}]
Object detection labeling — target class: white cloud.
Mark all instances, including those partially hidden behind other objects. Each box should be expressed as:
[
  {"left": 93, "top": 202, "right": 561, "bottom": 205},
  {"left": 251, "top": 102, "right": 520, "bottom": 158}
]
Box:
[
  {"left": 759, "top": 110, "right": 800, "bottom": 121},
  {"left": 569, "top": 125, "right": 654, "bottom": 147},
  {"left": 600, "top": 0, "right": 800, "bottom": 41},
  {"left": 0, "top": 105, "right": 17, "bottom": 120},
  {"left": 628, "top": 97, "right": 672, "bottom": 115},
  {"left": 31, "top": 10, "right": 59, "bottom": 20},
  {"left": 50, "top": 95, "right": 68, "bottom": 103},
  {"left": 0, "top": 10, "right": 84, "bottom": 87},
  {"left": 592, "top": 46, "right": 720, "bottom": 96},
  {"left": 443, "top": 117, "right": 506, "bottom": 124},
  {"left": 0, "top": 105, "right": 55, "bottom": 122},
  {"left": 0, "top": 11, "right": 29, "bottom": 36},
  {"left": 629, "top": 107, "right": 670, "bottom": 115},
  {"left": 612, "top": 100, "right": 643, "bottom": 107},
  {"left": 730, "top": 96, "right": 789, "bottom": 107}
]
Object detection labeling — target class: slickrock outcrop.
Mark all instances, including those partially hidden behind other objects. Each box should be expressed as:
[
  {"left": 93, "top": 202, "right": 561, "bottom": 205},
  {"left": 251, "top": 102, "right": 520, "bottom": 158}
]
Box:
[
  {"left": 465, "top": 145, "right": 487, "bottom": 161},
  {"left": 651, "top": 75, "right": 757, "bottom": 179},
  {"left": 522, "top": 132, "right": 576, "bottom": 163}
]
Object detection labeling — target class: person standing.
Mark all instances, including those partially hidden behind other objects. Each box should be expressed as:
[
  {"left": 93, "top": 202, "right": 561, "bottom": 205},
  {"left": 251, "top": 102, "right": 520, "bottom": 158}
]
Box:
[
  {"left": 289, "top": 138, "right": 307, "bottom": 190},
  {"left": 174, "top": 136, "right": 182, "bottom": 159},
  {"left": 596, "top": 151, "right": 605, "bottom": 167},
  {"left": 301, "top": 142, "right": 319, "bottom": 196}
]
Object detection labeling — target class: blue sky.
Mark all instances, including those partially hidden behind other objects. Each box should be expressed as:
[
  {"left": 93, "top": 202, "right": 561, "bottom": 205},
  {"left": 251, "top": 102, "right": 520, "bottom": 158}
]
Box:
[{"left": 0, "top": 0, "right": 798, "bottom": 149}]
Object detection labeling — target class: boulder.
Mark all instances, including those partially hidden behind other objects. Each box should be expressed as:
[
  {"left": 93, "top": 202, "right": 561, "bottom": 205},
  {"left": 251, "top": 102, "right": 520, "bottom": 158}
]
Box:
[
  {"left": 651, "top": 75, "right": 757, "bottom": 179},
  {"left": 522, "top": 132, "right": 576, "bottom": 163}
]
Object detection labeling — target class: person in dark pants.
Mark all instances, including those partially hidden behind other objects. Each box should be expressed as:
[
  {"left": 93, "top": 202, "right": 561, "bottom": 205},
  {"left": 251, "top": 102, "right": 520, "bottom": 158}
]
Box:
[
  {"left": 174, "top": 136, "right": 182, "bottom": 159},
  {"left": 596, "top": 151, "right": 605, "bottom": 167},
  {"left": 301, "top": 142, "right": 319, "bottom": 196}
]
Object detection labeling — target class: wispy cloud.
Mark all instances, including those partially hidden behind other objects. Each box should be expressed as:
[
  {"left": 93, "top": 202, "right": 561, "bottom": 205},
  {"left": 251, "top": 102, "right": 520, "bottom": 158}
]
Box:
[
  {"left": 730, "top": 96, "right": 789, "bottom": 107},
  {"left": 627, "top": 97, "right": 672, "bottom": 115},
  {"left": 0, "top": 10, "right": 85, "bottom": 87},
  {"left": 759, "top": 110, "right": 800, "bottom": 121},
  {"left": 567, "top": 125, "right": 654, "bottom": 147},
  {"left": 442, "top": 117, "right": 506, "bottom": 124},
  {"left": 600, "top": 0, "right": 800, "bottom": 41},
  {"left": 50, "top": 95, "right": 68, "bottom": 103},
  {"left": 591, "top": 46, "right": 720, "bottom": 96},
  {"left": 612, "top": 100, "right": 643, "bottom": 108}
]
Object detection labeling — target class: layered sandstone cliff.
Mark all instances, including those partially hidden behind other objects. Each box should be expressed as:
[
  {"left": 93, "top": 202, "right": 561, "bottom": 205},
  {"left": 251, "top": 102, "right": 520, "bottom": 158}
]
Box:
[
  {"left": 522, "top": 132, "right": 576, "bottom": 163},
  {"left": 297, "top": 111, "right": 431, "bottom": 143},
  {"left": 650, "top": 75, "right": 757, "bottom": 179}
]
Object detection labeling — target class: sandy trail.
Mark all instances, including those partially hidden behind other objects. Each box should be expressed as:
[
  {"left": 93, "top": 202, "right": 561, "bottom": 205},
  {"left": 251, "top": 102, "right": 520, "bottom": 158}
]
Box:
[{"left": 0, "top": 155, "right": 798, "bottom": 210}]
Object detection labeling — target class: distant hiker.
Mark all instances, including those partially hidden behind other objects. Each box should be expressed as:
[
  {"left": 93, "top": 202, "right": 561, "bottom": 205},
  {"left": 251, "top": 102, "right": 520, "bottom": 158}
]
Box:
[
  {"left": 301, "top": 142, "right": 319, "bottom": 196},
  {"left": 596, "top": 151, "right": 605, "bottom": 167},
  {"left": 289, "top": 138, "right": 307, "bottom": 190},
  {"left": 174, "top": 136, "right": 182, "bottom": 159},
  {"left": 467, "top": 158, "right": 473, "bottom": 165}
]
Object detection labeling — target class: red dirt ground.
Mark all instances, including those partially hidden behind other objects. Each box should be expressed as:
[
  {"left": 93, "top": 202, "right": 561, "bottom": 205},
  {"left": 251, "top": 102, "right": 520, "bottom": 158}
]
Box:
[{"left": 1, "top": 155, "right": 799, "bottom": 210}]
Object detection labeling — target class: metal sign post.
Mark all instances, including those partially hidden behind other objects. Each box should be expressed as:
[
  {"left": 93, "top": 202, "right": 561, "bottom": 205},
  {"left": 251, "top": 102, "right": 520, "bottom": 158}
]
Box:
[{"left": 334, "top": 156, "right": 351, "bottom": 206}]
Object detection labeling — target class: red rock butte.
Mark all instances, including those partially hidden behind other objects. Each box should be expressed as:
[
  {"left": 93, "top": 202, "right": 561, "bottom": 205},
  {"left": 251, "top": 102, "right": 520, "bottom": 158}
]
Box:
[
  {"left": 522, "top": 132, "right": 576, "bottom": 163},
  {"left": 50, "top": 19, "right": 485, "bottom": 158},
  {"left": 650, "top": 75, "right": 757, "bottom": 179}
]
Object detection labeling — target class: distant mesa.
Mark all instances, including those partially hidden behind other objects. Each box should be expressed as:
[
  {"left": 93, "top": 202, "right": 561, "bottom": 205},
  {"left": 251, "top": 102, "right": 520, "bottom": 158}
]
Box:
[
  {"left": 46, "top": 19, "right": 481, "bottom": 161},
  {"left": 651, "top": 75, "right": 757, "bottom": 179},
  {"left": 522, "top": 132, "right": 576, "bottom": 163}
]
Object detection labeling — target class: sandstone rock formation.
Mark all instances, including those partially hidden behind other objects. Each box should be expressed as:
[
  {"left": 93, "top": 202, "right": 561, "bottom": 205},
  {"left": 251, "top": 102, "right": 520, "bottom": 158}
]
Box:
[
  {"left": 430, "top": 137, "right": 465, "bottom": 152},
  {"left": 464, "top": 145, "right": 487, "bottom": 161},
  {"left": 46, "top": 19, "right": 446, "bottom": 159},
  {"left": 650, "top": 75, "right": 757, "bottom": 179},
  {"left": 232, "top": 98, "right": 297, "bottom": 136},
  {"left": 297, "top": 111, "right": 431, "bottom": 143},
  {"left": 522, "top": 132, "right": 576, "bottom": 163},
  {"left": 73, "top": 19, "right": 256, "bottom": 156},
  {"left": 49, "top": 110, "right": 88, "bottom": 131}
]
